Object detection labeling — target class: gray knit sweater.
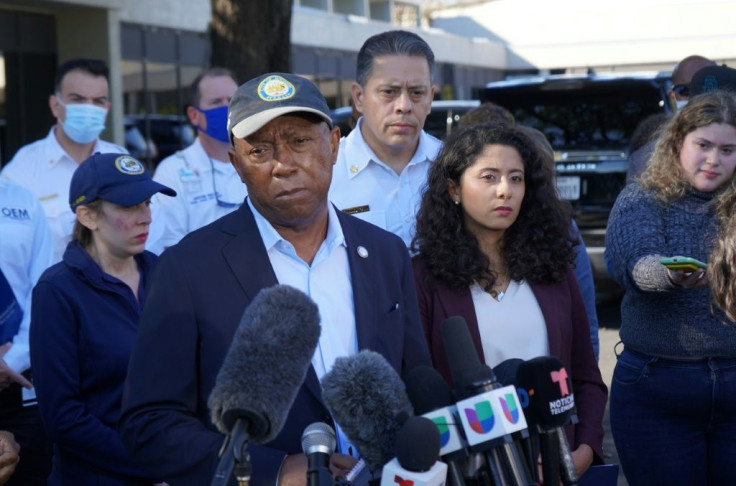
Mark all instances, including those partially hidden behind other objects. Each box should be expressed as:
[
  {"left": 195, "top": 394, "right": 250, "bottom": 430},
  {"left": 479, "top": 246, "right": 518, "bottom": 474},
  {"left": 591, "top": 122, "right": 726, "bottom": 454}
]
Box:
[{"left": 605, "top": 182, "right": 736, "bottom": 357}]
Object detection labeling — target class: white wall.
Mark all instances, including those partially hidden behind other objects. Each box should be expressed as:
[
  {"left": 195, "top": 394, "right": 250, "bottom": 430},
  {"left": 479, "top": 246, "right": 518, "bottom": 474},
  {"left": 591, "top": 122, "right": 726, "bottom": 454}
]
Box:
[
  {"left": 116, "top": 0, "right": 211, "bottom": 31},
  {"left": 292, "top": 5, "right": 507, "bottom": 68},
  {"left": 430, "top": 0, "right": 736, "bottom": 71}
]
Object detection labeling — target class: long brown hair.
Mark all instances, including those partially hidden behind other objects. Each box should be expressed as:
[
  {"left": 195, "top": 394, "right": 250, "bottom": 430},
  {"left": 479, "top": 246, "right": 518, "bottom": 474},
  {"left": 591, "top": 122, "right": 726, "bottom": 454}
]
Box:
[
  {"left": 71, "top": 200, "right": 103, "bottom": 248},
  {"left": 641, "top": 90, "right": 736, "bottom": 205}
]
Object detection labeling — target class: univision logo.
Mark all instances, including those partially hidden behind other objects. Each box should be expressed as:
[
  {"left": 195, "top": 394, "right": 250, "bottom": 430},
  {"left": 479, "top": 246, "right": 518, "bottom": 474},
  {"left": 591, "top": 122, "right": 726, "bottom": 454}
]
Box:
[
  {"left": 463, "top": 401, "right": 495, "bottom": 434},
  {"left": 431, "top": 417, "right": 451, "bottom": 448},
  {"left": 498, "top": 392, "right": 520, "bottom": 424}
]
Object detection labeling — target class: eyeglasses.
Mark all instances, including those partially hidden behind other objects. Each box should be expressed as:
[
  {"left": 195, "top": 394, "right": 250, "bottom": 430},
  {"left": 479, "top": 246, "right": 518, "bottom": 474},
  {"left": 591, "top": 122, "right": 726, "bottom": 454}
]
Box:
[
  {"left": 670, "top": 84, "right": 690, "bottom": 98},
  {"left": 208, "top": 156, "right": 242, "bottom": 208}
]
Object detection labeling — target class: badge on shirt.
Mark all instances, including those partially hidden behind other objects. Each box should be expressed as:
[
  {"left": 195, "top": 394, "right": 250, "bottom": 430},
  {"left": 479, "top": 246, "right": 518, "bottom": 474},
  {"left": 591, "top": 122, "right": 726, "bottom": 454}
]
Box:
[
  {"left": 342, "top": 205, "right": 370, "bottom": 215},
  {"left": 179, "top": 169, "right": 203, "bottom": 194}
]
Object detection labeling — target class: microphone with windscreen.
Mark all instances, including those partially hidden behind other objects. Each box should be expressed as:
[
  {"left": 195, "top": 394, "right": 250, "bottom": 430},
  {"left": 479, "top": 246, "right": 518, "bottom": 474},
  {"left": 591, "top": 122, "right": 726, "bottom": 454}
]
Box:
[
  {"left": 515, "top": 356, "right": 578, "bottom": 486},
  {"left": 380, "top": 416, "right": 448, "bottom": 486},
  {"left": 440, "top": 316, "right": 533, "bottom": 486},
  {"left": 208, "top": 285, "right": 321, "bottom": 486},
  {"left": 321, "top": 350, "right": 414, "bottom": 475},
  {"left": 302, "top": 422, "right": 337, "bottom": 486},
  {"left": 404, "top": 365, "right": 468, "bottom": 486}
]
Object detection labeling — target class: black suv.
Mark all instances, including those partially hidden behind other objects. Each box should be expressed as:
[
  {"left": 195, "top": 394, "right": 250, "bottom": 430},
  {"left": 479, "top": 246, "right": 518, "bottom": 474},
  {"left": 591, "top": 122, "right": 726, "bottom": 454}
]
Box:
[{"left": 482, "top": 72, "right": 671, "bottom": 297}]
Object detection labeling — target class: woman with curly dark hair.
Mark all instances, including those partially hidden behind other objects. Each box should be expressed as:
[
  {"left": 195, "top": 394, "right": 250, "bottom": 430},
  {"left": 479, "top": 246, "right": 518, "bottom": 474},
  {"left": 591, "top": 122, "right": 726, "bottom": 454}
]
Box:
[{"left": 411, "top": 123, "right": 607, "bottom": 478}]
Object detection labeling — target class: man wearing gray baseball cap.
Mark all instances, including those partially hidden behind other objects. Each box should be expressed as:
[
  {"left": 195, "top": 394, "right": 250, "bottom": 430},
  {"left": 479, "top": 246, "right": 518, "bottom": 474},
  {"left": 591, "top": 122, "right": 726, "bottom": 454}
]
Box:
[{"left": 120, "top": 72, "right": 431, "bottom": 486}]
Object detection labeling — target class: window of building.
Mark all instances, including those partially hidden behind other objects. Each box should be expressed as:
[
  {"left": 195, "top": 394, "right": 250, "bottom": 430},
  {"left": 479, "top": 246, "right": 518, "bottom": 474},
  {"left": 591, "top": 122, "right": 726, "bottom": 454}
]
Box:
[
  {"left": 0, "top": 10, "right": 56, "bottom": 165},
  {"left": 121, "top": 23, "right": 207, "bottom": 167}
]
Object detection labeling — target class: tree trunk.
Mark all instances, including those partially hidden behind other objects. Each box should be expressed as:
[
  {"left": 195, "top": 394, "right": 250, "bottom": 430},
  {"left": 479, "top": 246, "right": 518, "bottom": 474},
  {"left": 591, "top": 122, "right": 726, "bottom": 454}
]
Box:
[{"left": 209, "top": 0, "right": 292, "bottom": 84}]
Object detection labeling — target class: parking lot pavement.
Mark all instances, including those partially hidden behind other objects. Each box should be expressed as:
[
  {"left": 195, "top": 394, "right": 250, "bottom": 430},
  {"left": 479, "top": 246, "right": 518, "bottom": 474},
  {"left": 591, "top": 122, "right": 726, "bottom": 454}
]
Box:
[
  {"left": 597, "top": 296, "right": 627, "bottom": 486},
  {"left": 598, "top": 326, "right": 627, "bottom": 486}
]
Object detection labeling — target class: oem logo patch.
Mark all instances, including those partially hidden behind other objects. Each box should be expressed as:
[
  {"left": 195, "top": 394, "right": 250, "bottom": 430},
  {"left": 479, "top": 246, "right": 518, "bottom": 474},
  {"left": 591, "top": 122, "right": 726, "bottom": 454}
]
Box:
[
  {"left": 258, "top": 75, "right": 295, "bottom": 102},
  {"left": 115, "top": 155, "right": 145, "bottom": 175}
]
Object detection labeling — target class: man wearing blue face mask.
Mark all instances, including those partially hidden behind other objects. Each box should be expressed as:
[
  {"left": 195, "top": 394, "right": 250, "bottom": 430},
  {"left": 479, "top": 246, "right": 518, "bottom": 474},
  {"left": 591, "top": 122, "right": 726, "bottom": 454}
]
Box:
[
  {"left": 1, "top": 59, "right": 126, "bottom": 263},
  {"left": 146, "top": 67, "right": 244, "bottom": 254}
]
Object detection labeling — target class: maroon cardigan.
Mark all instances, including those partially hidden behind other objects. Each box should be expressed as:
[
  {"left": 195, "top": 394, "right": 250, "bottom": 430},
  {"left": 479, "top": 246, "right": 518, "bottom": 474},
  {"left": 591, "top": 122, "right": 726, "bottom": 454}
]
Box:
[{"left": 412, "top": 258, "right": 608, "bottom": 463}]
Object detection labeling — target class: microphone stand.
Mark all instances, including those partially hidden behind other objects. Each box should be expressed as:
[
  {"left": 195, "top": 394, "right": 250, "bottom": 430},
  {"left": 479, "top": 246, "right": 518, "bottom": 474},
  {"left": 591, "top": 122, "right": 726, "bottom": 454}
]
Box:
[
  {"left": 307, "top": 454, "right": 334, "bottom": 486},
  {"left": 538, "top": 429, "right": 560, "bottom": 486},
  {"left": 464, "top": 378, "right": 532, "bottom": 486},
  {"left": 211, "top": 420, "right": 253, "bottom": 486}
]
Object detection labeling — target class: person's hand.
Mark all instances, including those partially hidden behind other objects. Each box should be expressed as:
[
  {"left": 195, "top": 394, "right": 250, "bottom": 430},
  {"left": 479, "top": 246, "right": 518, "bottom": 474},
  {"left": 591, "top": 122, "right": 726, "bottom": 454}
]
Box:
[
  {"left": 0, "top": 430, "right": 20, "bottom": 486},
  {"left": 330, "top": 453, "right": 358, "bottom": 479},
  {"left": 667, "top": 268, "right": 709, "bottom": 289},
  {"left": 0, "top": 343, "right": 32, "bottom": 391},
  {"left": 570, "top": 443, "right": 594, "bottom": 479},
  {"left": 277, "top": 453, "right": 308, "bottom": 486},
  {"left": 535, "top": 443, "right": 594, "bottom": 484}
]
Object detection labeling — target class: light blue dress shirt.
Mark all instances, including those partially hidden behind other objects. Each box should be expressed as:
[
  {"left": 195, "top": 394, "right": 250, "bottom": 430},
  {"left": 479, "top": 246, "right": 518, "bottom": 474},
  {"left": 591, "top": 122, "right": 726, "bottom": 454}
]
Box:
[
  {"left": 247, "top": 197, "right": 358, "bottom": 455},
  {"left": 0, "top": 180, "right": 54, "bottom": 379}
]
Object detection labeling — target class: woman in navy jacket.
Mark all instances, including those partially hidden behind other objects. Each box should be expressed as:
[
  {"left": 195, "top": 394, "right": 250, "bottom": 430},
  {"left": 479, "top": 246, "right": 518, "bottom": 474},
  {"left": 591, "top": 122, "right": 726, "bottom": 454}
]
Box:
[
  {"left": 29, "top": 153, "right": 175, "bottom": 486},
  {"left": 411, "top": 124, "right": 607, "bottom": 479}
]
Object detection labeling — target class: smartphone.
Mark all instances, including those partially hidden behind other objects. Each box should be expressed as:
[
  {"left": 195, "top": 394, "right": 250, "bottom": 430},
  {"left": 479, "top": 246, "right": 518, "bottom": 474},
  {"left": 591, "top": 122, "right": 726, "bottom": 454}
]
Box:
[{"left": 660, "top": 256, "right": 707, "bottom": 272}]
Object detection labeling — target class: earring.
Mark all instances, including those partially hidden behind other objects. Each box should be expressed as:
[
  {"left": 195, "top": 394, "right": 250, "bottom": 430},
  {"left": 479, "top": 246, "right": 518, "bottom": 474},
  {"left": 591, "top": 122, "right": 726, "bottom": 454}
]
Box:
[{"left": 454, "top": 200, "right": 460, "bottom": 205}]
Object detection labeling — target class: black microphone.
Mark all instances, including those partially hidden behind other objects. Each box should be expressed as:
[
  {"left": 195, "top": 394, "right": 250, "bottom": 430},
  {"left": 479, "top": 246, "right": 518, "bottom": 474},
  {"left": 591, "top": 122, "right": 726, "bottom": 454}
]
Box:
[
  {"left": 321, "top": 350, "right": 414, "bottom": 474},
  {"left": 302, "top": 422, "right": 336, "bottom": 486},
  {"left": 208, "top": 285, "right": 321, "bottom": 486},
  {"left": 493, "top": 358, "right": 538, "bottom": 486},
  {"left": 440, "top": 316, "right": 533, "bottom": 486},
  {"left": 380, "top": 416, "right": 448, "bottom": 486},
  {"left": 516, "top": 356, "right": 578, "bottom": 486},
  {"left": 404, "top": 365, "right": 468, "bottom": 486},
  {"left": 492, "top": 359, "right": 525, "bottom": 389}
]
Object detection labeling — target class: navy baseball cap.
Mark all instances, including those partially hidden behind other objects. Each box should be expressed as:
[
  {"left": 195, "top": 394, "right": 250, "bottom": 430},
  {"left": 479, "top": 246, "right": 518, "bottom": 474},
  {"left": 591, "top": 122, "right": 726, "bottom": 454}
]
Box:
[
  {"left": 690, "top": 65, "right": 736, "bottom": 97},
  {"left": 69, "top": 153, "right": 176, "bottom": 211},
  {"left": 227, "top": 72, "right": 332, "bottom": 141}
]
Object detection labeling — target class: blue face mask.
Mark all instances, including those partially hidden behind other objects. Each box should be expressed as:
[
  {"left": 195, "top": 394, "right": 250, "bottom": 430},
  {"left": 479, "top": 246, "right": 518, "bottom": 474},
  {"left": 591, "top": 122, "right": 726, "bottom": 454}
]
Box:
[
  {"left": 58, "top": 99, "right": 108, "bottom": 144},
  {"left": 196, "top": 105, "right": 230, "bottom": 143}
]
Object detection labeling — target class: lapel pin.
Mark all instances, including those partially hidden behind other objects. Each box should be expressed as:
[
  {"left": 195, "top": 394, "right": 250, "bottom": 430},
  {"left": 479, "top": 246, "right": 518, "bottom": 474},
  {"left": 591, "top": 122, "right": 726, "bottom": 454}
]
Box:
[{"left": 357, "top": 246, "right": 369, "bottom": 258}]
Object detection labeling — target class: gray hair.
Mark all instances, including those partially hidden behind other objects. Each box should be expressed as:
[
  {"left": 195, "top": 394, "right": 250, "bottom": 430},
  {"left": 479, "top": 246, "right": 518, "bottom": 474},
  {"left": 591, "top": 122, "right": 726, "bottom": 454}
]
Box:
[{"left": 356, "top": 30, "right": 435, "bottom": 86}]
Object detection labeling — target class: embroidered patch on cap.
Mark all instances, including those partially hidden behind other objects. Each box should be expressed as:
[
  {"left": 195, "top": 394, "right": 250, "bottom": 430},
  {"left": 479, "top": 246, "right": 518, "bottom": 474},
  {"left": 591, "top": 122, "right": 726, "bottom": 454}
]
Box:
[
  {"left": 702, "top": 75, "right": 719, "bottom": 93},
  {"left": 257, "top": 75, "right": 295, "bottom": 102},
  {"left": 115, "top": 155, "right": 145, "bottom": 175}
]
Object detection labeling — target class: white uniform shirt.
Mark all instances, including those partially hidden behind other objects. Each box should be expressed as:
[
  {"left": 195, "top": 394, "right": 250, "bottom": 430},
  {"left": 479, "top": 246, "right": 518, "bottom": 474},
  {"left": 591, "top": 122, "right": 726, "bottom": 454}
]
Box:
[
  {"left": 328, "top": 120, "right": 442, "bottom": 247},
  {"left": 0, "top": 128, "right": 126, "bottom": 263},
  {"left": 0, "top": 180, "right": 53, "bottom": 374},
  {"left": 147, "top": 138, "right": 247, "bottom": 254}
]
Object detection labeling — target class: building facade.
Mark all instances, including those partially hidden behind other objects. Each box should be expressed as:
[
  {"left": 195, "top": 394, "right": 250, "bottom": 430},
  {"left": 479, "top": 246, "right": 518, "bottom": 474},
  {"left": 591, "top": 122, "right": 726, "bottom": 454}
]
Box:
[
  {"left": 0, "top": 0, "right": 504, "bottom": 166},
  {"left": 1, "top": 0, "right": 734, "bottom": 165}
]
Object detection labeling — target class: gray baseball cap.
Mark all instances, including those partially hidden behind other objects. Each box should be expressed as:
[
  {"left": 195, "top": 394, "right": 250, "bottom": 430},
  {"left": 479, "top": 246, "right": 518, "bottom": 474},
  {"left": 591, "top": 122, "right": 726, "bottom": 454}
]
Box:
[{"left": 227, "top": 72, "right": 332, "bottom": 141}]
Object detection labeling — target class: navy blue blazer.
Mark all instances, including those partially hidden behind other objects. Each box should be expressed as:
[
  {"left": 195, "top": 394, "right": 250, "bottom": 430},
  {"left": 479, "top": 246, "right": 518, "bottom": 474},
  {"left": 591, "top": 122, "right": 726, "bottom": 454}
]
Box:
[{"left": 119, "top": 203, "right": 430, "bottom": 486}]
